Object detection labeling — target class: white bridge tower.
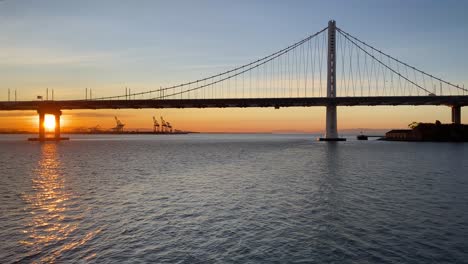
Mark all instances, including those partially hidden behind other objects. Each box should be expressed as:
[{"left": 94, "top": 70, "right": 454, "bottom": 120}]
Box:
[{"left": 320, "top": 20, "right": 345, "bottom": 141}]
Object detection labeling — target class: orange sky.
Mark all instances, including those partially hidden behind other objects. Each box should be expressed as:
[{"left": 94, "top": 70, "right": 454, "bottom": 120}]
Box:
[{"left": 1, "top": 106, "right": 466, "bottom": 133}]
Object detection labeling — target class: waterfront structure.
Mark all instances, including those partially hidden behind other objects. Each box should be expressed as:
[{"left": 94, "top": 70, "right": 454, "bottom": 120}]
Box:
[
  {"left": 385, "top": 122, "right": 468, "bottom": 141},
  {"left": 385, "top": 130, "right": 413, "bottom": 141}
]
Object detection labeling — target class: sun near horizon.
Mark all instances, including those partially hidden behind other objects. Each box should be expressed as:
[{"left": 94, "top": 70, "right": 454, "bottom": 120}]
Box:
[{"left": 43, "top": 114, "right": 56, "bottom": 131}]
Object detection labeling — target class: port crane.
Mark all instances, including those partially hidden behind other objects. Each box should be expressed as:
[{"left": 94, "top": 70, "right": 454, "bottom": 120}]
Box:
[
  {"left": 153, "top": 116, "right": 160, "bottom": 132},
  {"left": 160, "top": 116, "right": 167, "bottom": 133},
  {"left": 166, "top": 122, "right": 173, "bottom": 133},
  {"left": 112, "top": 116, "right": 125, "bottom": 132}
]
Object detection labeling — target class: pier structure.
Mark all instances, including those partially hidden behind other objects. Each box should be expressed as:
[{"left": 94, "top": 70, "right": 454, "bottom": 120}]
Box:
[
  {"left": 28, "top": 106, "right": 68, "bottom": 141},
  {"left": 452, "top": 105, "right": 461, "bottom": 124}
]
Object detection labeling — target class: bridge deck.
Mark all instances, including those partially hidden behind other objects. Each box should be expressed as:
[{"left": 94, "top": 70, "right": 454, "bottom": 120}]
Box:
[{"left": 0, "top": 96, "right": 467, "bottom": 111}]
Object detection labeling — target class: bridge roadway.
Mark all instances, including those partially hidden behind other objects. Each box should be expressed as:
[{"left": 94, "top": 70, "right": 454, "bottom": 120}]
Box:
[{"left": 1, "top": 96, "right": 468, "bottom": 111}]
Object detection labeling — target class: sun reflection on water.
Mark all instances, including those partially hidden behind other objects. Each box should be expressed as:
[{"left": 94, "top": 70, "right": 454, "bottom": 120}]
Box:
[{"left": 20, "top": 143, "right": 101, "bottom": 263}]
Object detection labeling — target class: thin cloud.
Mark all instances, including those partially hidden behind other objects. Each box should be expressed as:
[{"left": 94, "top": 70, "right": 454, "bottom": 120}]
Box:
[
  {"left": 65, "top": 112, "right": 130, "bottom": 118},
  {"left": 0, "top": 47, "right": 116, "bottom": 66}
]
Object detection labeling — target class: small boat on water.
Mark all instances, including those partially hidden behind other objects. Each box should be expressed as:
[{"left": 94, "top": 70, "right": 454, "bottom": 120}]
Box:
[{"left": 357, "top": 133, "right": 368, "bottom": 140}]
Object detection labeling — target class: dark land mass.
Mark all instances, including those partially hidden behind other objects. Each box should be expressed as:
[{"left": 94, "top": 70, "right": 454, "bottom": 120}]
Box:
[{"left": 385, "top": 121, "right": 468, "bottom": 142}]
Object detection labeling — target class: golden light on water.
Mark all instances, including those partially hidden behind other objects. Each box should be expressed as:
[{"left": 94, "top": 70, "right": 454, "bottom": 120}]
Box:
[{"left": 19, "top": 143, "right": 101, "bottom": 262}]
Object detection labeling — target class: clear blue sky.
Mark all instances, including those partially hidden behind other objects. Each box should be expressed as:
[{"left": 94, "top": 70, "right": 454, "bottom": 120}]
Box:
[{"left": 1, "top": 0, "right": 467, "bottom": 131}]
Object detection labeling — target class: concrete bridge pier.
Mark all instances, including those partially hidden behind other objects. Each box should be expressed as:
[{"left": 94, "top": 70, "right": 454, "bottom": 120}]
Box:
[
  {"left": 325, "top": 104, "right": 338, "bottom": 138},
  {"left": 452, "top": 105, "right": 461, "bottom": 124},
  {"left": 54, "top": 111, "right": 61, "bottom": 139},
  {"left": 29, "top": 108, "right": 68, "bottom": 141},
  {"left": 38, "top": 111, "right": 46, "bottom": 141}
]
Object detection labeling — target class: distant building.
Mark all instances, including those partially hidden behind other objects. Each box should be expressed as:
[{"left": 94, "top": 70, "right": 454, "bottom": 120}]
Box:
[
  {"left": 385, "top": 129, "right": 412, "bottom": 140},
  {"left": 385, "top": 121, "right": 468, "bottom": 142}
]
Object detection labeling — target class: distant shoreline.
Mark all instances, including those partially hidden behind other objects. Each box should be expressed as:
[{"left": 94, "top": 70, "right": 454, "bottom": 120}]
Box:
[{"left": 0, "top": 131, "right": 375, "bottom": 135}]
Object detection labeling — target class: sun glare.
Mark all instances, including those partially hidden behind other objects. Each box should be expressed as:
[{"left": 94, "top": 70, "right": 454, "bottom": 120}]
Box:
[{"left": 44, "top": 115, "right": 56, "bottom": 130}]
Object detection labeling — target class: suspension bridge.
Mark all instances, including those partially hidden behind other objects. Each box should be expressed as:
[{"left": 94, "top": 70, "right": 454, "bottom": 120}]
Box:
[{"left": 1, "top": 20, "right": 467, "bottom": 141}]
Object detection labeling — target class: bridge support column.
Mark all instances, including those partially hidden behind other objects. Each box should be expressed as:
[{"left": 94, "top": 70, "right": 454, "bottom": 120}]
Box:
[
  {"left": 29, "top": 109, "right": 68, "bottom": 142},
  {"left": 325, "top": 104, "right": 338, "bottom": 138},
  {"left": 38, "top": 111, "right": 45, "bottom": 141},
  {"left": 319, "top": 20, "right": 345, "bottom": 141},
  {"left": 54, "top": 111, "right": 62, "bottom": 139},
  {"left": 452, "top": 105, "right": 461, "bottom": 124}
]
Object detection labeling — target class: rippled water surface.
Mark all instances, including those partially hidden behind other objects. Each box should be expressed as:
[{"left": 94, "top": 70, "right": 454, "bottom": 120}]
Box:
[{"left": 1, "top": 134, "right": 467, "bottom": 263}]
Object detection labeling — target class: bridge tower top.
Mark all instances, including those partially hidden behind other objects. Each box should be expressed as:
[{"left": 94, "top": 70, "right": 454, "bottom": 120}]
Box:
[{"left": 327, "top": 20, "right": 337, "bottom": 98}]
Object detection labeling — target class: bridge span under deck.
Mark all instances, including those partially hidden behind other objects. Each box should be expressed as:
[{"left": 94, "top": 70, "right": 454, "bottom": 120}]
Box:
[
  {"left": 0, "top": 96, "right": 466, "bottom": 141},
  {"left": 1, "top": 96, "right": 467, "bottom": 111}
]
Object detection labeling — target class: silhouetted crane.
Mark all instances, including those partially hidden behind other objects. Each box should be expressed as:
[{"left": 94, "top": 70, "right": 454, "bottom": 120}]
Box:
[
  {"left": 160, "top": 116, "right": 167, "bottom": 133},
  {"left": 112, "top": 116, "right": 125, "bottom": 132},
  {"left": 153, "top": 116, "right": 160, "bottom": 132},
  {"left": 166, "top": 122, "right": 173, "bottom": 133}
]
